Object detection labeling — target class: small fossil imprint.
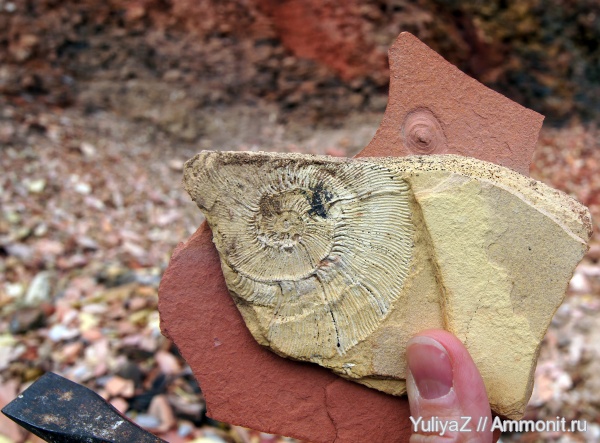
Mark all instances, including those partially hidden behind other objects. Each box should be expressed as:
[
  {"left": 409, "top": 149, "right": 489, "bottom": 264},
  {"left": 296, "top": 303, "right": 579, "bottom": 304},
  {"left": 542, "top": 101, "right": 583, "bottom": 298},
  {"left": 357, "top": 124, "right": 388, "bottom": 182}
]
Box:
[
  {"left": 401, "top": 108, "right": 447, "bottom": 154},
  {"left": 184, "top": 150, "right": 591, "bottom": 419}
]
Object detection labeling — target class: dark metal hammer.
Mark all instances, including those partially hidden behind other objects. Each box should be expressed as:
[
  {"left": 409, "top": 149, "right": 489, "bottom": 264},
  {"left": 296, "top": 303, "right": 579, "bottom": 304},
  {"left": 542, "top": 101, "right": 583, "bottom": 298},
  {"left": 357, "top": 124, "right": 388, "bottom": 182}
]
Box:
[{"left": 2, "top": 372, "right": 166, "bottom": 443}]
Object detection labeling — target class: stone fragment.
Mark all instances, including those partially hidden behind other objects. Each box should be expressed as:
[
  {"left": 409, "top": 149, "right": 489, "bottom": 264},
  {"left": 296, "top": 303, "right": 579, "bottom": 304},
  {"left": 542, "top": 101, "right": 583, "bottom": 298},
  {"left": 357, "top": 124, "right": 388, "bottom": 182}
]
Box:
[
  {"left": 105, "top": 376, "right": 135, "bottom": 398},
  {"left": 23, "top": 271, "right": 52, "bottom": 307},
  {"left": 183, "top": 150, "right": 591, "bottom": 419},
  {"left": 159, "top": 31, "right": 550, "bottom": 442},
  {"left": 357, "top": 32, "right": 544, "bottom": 176},
  {"left": 158, "top": 223, "right": 411, "bottom": 443}
]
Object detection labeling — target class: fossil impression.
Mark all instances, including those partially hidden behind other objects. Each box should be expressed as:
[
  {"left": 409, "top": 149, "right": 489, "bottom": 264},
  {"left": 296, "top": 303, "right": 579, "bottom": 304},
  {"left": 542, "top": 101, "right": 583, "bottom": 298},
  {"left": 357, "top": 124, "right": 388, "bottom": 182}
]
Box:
[{"left": 184, "top": 151, "right": 592, "bottom": 419}]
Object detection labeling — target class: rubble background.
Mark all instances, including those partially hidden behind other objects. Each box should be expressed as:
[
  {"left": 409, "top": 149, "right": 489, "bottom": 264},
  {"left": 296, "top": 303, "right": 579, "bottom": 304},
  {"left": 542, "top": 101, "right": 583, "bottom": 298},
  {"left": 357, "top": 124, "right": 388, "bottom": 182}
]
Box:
[{"left": 0, "top": 1, "right": 599, "bottom": 441}]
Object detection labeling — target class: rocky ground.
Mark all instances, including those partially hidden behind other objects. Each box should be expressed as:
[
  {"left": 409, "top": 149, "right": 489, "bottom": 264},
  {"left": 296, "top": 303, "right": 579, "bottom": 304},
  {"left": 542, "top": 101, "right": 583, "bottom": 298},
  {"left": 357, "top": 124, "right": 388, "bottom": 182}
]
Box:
[{"left": 0, "top": 97, "right": 599, "bottom": 442}]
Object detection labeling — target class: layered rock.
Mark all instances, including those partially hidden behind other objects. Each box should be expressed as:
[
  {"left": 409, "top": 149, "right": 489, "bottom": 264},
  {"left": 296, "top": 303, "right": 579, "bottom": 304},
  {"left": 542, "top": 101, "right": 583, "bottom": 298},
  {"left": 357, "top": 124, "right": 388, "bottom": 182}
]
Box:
[{"left": 184, "top": 151, "right": 592, "bottom": 419}]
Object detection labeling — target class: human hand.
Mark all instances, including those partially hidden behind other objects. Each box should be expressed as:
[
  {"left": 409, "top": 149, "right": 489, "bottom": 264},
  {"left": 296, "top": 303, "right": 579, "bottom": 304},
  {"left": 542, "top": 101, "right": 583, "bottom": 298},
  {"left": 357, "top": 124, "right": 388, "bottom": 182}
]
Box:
[{"left": 406, "top": 329, "right": 494, "bottom": 442}]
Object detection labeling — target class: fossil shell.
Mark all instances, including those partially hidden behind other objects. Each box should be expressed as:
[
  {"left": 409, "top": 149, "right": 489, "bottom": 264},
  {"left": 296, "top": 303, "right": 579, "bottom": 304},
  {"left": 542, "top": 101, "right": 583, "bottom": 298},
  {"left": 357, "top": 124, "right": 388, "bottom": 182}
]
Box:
[
  {"left": 184, "top": 151, "right": 592, "bottom": 419},
  {"left": 401, "top": 108, "right": 447, "bottom": 154},
  {"left": 184, "top": 152, "right": 414, "bottom": 359}
]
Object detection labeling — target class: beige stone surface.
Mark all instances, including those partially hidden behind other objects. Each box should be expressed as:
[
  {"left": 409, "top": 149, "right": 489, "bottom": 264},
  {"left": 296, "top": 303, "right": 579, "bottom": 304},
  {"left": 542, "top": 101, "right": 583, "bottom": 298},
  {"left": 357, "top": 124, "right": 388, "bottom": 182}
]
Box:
[{"left": 183, "top": 150, "right": 592, "bottom": 419}]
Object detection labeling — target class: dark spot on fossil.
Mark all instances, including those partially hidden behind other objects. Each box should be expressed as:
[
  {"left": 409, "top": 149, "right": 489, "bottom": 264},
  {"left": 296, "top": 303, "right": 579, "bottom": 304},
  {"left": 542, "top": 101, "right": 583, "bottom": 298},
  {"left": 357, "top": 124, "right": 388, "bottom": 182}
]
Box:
[
  {"left": 306, "top": 183, "right": 332, "bottom": 218},
  {"left": 259, "top": 194, "right": 282, "bottom": 217}
]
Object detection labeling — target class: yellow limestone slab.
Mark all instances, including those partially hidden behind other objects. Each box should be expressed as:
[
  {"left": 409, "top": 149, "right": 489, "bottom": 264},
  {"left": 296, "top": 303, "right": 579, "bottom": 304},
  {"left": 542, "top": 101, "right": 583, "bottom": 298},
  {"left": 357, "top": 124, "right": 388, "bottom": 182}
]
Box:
[{"left": 183, "top": 151, "right": 591, "bottom": 419}]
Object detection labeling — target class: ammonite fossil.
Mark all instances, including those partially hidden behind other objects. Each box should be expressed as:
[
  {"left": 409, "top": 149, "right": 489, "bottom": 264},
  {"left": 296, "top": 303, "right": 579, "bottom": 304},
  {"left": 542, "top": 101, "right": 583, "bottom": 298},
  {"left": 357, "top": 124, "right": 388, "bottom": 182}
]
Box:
[
  {"left": 401, "top": 108, "right": 447, "bottom": 154},
  {"left": 183, "top": 151, "right": 591, "bottom": 419},
  {"left": 186, "top": 153, "right": 414, "bottom": 359}
]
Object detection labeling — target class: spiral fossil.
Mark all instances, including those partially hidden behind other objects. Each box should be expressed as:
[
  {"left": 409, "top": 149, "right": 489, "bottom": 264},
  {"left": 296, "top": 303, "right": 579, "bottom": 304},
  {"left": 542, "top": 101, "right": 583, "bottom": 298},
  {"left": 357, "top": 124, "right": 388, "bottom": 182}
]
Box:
[
  {"left": 185, "top": 151, "right": 414, "bottom": 359},
  {"left": 402, "top": 108, "right": 447, "bottom": 154},
  {"left": 183, "top": 150, "right": 591, "bottom": 418}
]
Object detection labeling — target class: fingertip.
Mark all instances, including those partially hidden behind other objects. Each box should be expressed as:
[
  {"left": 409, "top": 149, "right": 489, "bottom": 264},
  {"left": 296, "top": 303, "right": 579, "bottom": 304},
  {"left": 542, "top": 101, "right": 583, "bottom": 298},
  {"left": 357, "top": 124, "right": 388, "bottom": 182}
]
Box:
[
  {"left": 406, "top": 336, "right": 453, "bottom": 400},
  {"left": 409, "top": 329, "right": 490, "bottom": 407},
  {"left": 406, "top": 329, "right": 493, "bottom": 441}
]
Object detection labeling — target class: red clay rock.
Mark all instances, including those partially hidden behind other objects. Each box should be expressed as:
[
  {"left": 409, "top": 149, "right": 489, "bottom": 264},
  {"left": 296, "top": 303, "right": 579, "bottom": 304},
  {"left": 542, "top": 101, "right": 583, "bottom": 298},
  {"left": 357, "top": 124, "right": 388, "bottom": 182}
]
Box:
[
  {"left": 159, "top": 223, "right": 412, "bottom": 442},
  {"left": 159, "top": 32, "right": 542, "bottom": 442},
  {"left": 358, "top": 32, "right": 544, "bottom": 176},
  {"left": 256, "top": 0, "right": 388, "bottom": 82}
]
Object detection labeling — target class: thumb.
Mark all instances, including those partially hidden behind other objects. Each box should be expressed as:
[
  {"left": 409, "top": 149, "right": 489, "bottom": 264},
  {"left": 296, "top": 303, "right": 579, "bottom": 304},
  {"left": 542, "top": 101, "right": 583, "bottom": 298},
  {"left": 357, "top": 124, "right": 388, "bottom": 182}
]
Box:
[{"left": 406, "top": 329, "right": 493, "bottom": 442}]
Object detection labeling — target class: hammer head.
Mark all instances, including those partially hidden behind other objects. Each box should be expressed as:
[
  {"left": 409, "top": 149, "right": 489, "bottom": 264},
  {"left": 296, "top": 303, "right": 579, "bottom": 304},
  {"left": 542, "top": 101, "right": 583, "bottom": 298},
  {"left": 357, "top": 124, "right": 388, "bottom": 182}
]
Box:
[{"left": 1, "top": 372, "right": 166, "bottom": 443}]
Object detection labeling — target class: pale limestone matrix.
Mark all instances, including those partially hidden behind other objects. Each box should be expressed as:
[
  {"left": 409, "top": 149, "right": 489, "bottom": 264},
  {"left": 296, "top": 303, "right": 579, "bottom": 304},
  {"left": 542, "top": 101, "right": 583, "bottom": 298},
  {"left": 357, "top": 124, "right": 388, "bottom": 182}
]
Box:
[{"left": 184, "top": 150, "right": 592, "bottom": 419}]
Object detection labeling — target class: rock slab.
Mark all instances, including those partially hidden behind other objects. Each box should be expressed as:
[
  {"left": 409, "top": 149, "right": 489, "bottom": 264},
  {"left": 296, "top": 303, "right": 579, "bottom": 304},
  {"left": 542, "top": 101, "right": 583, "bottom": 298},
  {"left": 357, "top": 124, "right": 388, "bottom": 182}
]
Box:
[
  {"left": 159, "top": 222, "right": 413, "bottom": 442},
  {"left": 358, "top": 33, "right": 544, "bottom": 176},
  {"left": 184, "top": 151, "right": 591, "bottom": 419},
  {"left": 159, "top": 32, "right": 549, "bottom": 441}
]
